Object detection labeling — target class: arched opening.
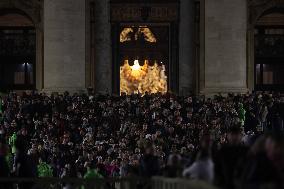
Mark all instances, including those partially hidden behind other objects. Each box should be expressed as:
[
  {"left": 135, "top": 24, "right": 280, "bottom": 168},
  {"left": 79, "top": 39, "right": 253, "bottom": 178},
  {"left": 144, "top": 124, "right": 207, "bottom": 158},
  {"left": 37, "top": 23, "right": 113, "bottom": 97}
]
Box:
[
  {"left": 0, "top": 10, "right": 36, "bottom": 92},
  {"left": 119, "top": 25, "right": 169, "bottom": 95},
  {"left": 110, "top": 0, "right": 179, "bottom": 95},
  {"left": 254, "top": 10, "right": 284, "bottom": 91}
]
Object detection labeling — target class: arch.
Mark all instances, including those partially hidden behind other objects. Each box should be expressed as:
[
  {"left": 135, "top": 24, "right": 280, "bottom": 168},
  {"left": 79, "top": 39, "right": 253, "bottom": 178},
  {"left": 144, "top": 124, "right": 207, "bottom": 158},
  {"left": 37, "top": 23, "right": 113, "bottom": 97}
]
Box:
[
  {"left": 0, "top": 9, "right": 34, "bottom": 27},
  {"left": 247, "top": 0, "right": 284, "bottom": 91},
  {"left": 259, "top": 7, "right": 284, "bottom": 18},
  {"left": 0, "top": 8, "right": 34, "bottom": 23},
  {"left": 0, "top": 10, "right": 36, "bottom": 91},
  {"left": 257, "top": 11, "right": 284, "bottom": 26},
  {"left": 249, "top": 0, "right": 284, "bottom": 26},
  {"left": 0, "top": 0, "right": 43, "bottom": 90}
]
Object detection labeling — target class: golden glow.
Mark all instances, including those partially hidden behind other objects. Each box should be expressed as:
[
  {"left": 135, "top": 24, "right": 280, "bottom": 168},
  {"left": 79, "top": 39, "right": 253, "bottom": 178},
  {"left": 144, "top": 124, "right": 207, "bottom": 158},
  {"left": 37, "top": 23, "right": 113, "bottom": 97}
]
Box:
[
  {"left": 136, "top": 27, "right": 157, "bottom": 43},
  {"left": 120, "top": 28, "right": 133, "bottom": 43},
  {"left": 120, "top": 60, "right": 167, "bottom": 95}
]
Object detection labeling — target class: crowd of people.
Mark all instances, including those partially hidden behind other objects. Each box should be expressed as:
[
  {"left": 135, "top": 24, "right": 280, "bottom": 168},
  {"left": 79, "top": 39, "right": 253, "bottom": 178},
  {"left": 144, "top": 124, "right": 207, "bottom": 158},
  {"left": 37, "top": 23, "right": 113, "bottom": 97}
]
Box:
[{"left": 0, "top": 91, "right": 283, "bottom": 189}]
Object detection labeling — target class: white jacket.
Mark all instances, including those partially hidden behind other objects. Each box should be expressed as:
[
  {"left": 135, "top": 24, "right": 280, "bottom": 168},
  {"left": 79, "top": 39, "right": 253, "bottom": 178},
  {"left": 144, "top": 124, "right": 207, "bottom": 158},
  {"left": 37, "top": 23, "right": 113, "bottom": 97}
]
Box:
[{"left": 183, "top": 158, "right": 214, "bottom": 183}]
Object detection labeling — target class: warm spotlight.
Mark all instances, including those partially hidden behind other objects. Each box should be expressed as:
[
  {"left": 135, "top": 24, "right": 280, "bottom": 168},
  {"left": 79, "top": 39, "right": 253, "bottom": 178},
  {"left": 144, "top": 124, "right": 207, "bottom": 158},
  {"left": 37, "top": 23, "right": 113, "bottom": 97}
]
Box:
[{"left": 132, "top": 60, "right": 141, "bottom": 71}]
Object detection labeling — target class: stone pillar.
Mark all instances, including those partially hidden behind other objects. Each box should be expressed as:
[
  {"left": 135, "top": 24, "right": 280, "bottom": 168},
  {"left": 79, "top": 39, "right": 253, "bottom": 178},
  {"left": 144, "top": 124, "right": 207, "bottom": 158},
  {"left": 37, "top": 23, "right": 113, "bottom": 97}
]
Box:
[
  {"left": 93, "top": 0, "right": 112, "bottom": 94},
  {"left": 179, "top": 0, "right": 195, "bottom": 95},
  {"left": 202, "top": 0, "right": 248, "bottom": 94},
  {"left": 35, "top": 25, "right": 44, "bottom": 90},
  {"left": 43, "top": 0, "right": 86, "bottom": 93}
]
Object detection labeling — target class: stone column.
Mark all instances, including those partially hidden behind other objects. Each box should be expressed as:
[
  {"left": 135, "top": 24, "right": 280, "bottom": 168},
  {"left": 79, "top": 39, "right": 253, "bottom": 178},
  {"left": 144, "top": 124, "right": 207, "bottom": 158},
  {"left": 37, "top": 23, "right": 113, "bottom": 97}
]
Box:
[
  {"left": 179, "top": 0, "right": 195, "bottom": 95},
  {"left": 35, "top": 25, "right": 44, "bottom": 90},
  {"left": 93, "top": 0, "right": 112, "bottom": 94},
  {"left": 247, "top": 26, "right": 255, "bottom": 92},
  {"left": 203, "top": 0, "right": 248, "bottom": 94},
  {"left": 44, "top": 0, "right": 86, "bottom": 93}
]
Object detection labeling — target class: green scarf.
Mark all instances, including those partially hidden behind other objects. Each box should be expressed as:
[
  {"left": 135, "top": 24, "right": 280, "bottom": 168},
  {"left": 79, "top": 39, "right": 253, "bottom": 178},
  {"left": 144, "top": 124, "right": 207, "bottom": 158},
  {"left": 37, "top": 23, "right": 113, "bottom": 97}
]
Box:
[
  {"left": 8, "top": 133, "right": 17, "bottom": 154},
  {"left": 84, "top": 169, "right": 103, "bottom": 179},
  {"left": 38, "top": 162, "right": 53, "bottom": 177},
  {"left": 82, "top": 169, "right": 103, "bottom": 189},
  {"left": 0, "top": 98, "right": 3, "bottom": 120},
  {"left": 238, "top": 103, "right": 246, "bottom": 126},
  {"left": 0, "top": 99, "right": 2, "bottom": 114},
  {"left": 5, "top": 152, "right": 13, "bottom": 171}
]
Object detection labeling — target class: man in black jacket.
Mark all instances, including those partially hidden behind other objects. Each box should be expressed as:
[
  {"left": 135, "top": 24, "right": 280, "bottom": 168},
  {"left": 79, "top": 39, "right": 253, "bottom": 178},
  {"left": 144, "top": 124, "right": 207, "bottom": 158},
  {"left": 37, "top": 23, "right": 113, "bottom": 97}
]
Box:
[
  {"left": 139, "top": 142, "right": 160, "bottom": 177},
  {"left": 0, "top": 138, "right": 12, "bottom": 189},
  {"left": 14, "top": 136, "right": 37, "bottom": 189},
  {"left": 241, "top": 133, "right": 284, "bottom": 189},
  {"left": 214, "top": 126, "right": 248, "bottom": 189}
]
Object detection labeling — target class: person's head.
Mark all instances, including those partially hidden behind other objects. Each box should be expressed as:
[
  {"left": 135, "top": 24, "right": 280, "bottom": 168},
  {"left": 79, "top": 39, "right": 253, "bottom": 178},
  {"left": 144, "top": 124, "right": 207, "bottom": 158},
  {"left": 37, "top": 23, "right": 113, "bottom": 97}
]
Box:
[
  {"left": 227, "top": 126, "right": 243, "bottom": 145},
  {"left": 11, "top": 120, "right": 17, "bottom": 127},
  {"left": 196, "top": 148, "right": 211, "bottom": 161},
  {"left": 167, "top": 154, "right": 181, "bottom": 167},
  {"left": 168, "top": 127, "right": 174, "bottom": 134},
  {"left": 265, "top": 133, "right": 284, "bottom": 163},
  {"left": 21, "top": 128, "right": 28, "bottom": 136},
  {"left": 15, "top": 135, "right": 28, "bottom": 153},
  {"left": 87, "top": 152, "right": 93, "bottom": 161},
  {"left": 200, "top": 132, "right": 212, "bottom": 148},
  {"left": 249, "top": 135, "right": 266, "bottom": 155},
  {"left": 131, "top": 155, "right": 140, "bottom": 166},
  {"left": 186, "top": 112, "right": 193, "bottom": 119},
  {"left": 238, "top": 103, "right": 243, "bottom": 109},
  {"left": 144, "top": 142, "right": 155, "bottom": 155},
  {"left": 97, "top": 156, "right": 103, "bottom": 164}
]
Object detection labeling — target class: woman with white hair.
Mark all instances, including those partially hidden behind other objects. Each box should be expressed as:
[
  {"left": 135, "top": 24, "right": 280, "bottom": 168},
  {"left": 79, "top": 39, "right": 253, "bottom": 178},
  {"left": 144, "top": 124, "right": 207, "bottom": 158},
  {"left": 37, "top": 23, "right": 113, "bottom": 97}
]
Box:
[
  {"left": 182, "top": 149, "right": 214, "bottom": 183},
  {"left": 183, "top": 133, "right": 214, "bottom": 183}
]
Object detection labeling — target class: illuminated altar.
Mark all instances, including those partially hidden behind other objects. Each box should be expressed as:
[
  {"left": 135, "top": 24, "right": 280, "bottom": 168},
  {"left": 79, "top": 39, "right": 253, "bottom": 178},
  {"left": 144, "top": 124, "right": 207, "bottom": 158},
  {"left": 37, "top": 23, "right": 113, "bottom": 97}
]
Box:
[
  {"left": 110, "top": 2, "right": 179, "bottom": 95},
  {"left": 120, "top": 59, "right": 167, "bottom": 95},
  {"left": 119, "top": 26, "right": 168, "bottom": 95}
]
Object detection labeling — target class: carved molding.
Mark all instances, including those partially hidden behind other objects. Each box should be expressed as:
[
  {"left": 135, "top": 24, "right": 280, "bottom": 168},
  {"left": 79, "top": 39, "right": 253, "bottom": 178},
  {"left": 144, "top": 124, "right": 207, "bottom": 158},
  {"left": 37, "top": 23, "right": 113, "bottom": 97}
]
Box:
[
  {"left": 248, "top": 0, "right": 284, "bottom": 26},
  {"left": 0, "top": 0, "right": 43, "bottom": 30},
  {"left": 110, "top": 3, "right": 179, "bottom": 22}
]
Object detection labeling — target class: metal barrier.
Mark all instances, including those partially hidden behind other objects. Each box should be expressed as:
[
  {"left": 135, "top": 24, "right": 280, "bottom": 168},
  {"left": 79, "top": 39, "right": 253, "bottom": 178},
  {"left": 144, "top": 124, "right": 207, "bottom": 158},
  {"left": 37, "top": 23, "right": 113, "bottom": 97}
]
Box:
[
  {"left": 0, "top": 177, "right": 151, "bottom": 189},
  {"left": 152, "top": 177, "right": 283, "bottom": 189},
  {"left": 152, "top": 177, "right": 217, "bottom": 189},
  {"left": 1, "top": 177, "right": 280, "bottom": 189},
  {"left": 0, "top": 177, "right": 218, "bottom": 189}
]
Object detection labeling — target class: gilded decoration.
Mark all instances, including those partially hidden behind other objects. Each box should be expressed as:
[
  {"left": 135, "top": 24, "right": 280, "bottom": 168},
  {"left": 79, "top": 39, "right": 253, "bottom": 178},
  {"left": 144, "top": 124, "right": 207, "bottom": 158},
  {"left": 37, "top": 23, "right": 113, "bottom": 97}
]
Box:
[
  {"left": 120, "top": 26, "right": 157, "bottom": 43},
  {"left": 110, "top": 3, "right": 179, "bottom": 22}
]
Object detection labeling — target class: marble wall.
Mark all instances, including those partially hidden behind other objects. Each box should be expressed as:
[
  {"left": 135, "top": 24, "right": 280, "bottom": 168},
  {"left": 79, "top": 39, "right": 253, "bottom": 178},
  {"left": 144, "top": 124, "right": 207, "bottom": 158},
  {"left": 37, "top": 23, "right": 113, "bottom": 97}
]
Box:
[
  {"left": 201, "top": 0, "right": 248, "bottom": 94},
  {"left": 43, "top": 0, "right": 86, "bottom": 93}
]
